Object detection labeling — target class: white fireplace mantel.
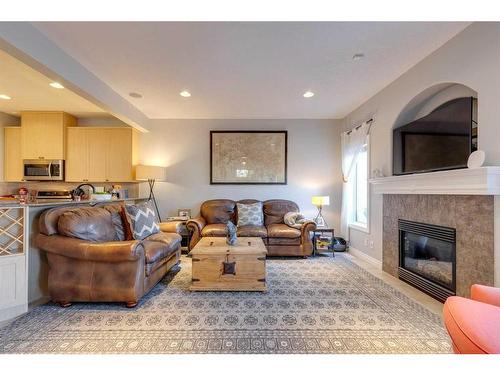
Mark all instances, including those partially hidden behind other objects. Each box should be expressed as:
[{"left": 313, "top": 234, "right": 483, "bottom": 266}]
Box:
[{"left": 369, "top": 167, "right": 500, "bottom": 195}]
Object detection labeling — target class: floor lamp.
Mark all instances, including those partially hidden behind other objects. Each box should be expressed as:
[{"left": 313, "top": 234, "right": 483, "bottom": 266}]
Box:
[{"left": 135, "top": 165, "right": 167, "bottom": 221}]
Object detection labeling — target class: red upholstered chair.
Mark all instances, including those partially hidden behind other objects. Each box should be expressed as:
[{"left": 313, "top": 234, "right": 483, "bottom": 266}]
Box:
[{"left": 443, "top": 284, "right": 500, "bottom": 354}]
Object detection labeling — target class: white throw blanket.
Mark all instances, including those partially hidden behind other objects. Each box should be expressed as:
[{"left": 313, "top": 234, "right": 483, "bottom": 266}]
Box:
[{"left": 284, "top": 212, "right": 308, "bottom": 229}]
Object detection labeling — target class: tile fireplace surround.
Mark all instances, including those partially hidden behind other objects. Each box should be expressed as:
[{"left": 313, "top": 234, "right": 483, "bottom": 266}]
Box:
[{"left": 382, "top": 194, "right": 494, "bottom": 298}]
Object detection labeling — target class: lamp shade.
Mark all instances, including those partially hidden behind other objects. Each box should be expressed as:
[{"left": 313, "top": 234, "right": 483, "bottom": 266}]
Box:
[
  {"left": 135, "top": 165, "right": 167, "bottom": 181},
  {"left": 312, "top": 196, "right": 330, "bottom": 206}
]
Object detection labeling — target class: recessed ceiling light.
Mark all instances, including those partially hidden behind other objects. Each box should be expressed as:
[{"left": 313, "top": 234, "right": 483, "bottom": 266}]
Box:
[
  {"left": 180, "top": 90, "right": 191, "bottom": 98},
  {"left": 49, "top": 82, "right": 64, "bottom": 89},
  {"left": 352, "top": 53, "right": 365, "bottom": 61},
  {"left": 303, "top": 91, "right": 315, "bottom": 98},
  {"left": 129, "top": 92, "right": 143, "bottom": 98},
  {"left": 0, "top": 94, "right": 12, "bottom": 100}
]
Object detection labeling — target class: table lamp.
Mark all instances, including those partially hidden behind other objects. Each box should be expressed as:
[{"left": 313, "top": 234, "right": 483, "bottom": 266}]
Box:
[
  {"left": 135, "top": 165, "right": 167, "bottom": 221},
  {"left": 312, "top": 195, "right": 330, "bottom": 227}
]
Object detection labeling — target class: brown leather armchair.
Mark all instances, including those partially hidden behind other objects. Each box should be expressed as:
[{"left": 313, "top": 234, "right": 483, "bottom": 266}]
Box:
[
  {"left": 36, "top": 203, "right": 181, "bottom": 308},
  {"left": 187, "top": 199, "right": 316, "bottom": 257}
]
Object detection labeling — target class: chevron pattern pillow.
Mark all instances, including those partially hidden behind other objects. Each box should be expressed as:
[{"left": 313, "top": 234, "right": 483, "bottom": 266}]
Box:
[
  {"left": 124, "top": 201, "right": 160, "bottom": 240},
  {"left": 237, "top": 202, "right": 264, "bottom": 226}
]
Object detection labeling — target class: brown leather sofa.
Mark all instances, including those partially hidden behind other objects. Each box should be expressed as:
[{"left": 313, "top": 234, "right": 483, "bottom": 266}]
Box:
[
  {"left": 186, "top": 199, "right": 316, "bottom": 257},
  {"left": 36, "top": 203, "right": 181, "bottom": 308}
]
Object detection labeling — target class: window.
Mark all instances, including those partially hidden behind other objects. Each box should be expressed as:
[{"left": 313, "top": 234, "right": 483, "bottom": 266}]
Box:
[{"left": 350, "top": 141, "right": 369, "bottom": 231}]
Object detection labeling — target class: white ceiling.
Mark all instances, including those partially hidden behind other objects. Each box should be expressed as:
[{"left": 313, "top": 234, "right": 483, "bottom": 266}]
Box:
[
  {"left": 0, "top": 49, "right": 109, "bottom": 118},
  {"left": 33, "top": 22, "right": 470, "bottom": 119}
]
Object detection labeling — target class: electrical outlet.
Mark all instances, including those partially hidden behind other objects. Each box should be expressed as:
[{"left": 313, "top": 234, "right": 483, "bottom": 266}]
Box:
[
  {"left": 364, "top": 239, "right": 369, "bottom": 247},
  {"left": 369, "top": 240, "right": 374, "bottom": 249}
]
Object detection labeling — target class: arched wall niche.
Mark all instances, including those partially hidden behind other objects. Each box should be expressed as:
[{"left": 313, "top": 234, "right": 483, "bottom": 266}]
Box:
[
  {"left": 391, "top": 82, "right": 477, "bottom": 175},
  {"left": 393, "top": 82, "right": 477, "bottom": 130}
]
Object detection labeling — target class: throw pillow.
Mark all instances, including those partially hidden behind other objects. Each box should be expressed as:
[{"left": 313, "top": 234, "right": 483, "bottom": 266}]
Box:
[
  {"left": 237, "top": 202, "right": 264, "bottom": 226},
  {"left": 284, "top": 211, "right": 307, "bottom": 229},
  {"left": 124, "top": 201, "right": 160, "bottom": 240}
]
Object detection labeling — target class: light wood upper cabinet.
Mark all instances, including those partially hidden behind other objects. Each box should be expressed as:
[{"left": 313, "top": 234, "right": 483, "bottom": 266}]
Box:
[
  {"left": 87, "top": 129, "right": 108, "bottom": 181},
  {"left": 65, "top": 127, "right": 89, "bottom": 182},
  {"left": 66, "top": 127, "right": 138, "bottom": 182},
  {"left": 4, "top": 127, "right": 23, "bottom": 182},
  {"left": 21, "top": 111, "right": 76, "bottom": 160},
  {"left": 105, "top": 128, "right": 135, "bottom": 182}
]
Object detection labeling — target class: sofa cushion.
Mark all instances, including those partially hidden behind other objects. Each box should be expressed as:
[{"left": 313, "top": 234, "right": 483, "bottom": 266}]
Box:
[
  {"left": 147, "top": 231, "right": 182, "bottom": 248},
  {"left": 268, "top": 237, "right": 301, "bottom": 246},
  {"left": 263, "top": 200, "right": 299, "bottom": 226},
  {"left": 109, "top": 212, "right": 126, "bottom": 241},
  {"left": 237, "top": 225, "right": 268, "bottom": 238},
  {"left": 143, "top": 239, "right": 180, "bottom": 277},
  {"left": 143, "top": 236, "right": 180, "bottom": 265},
  {"left": 443, "top": 296, "right": 500, "bottom": 354},
  {"left": 201, "top": 224, "right": 227, "bottom": 237},
  {"left": 58, "top": 207, "right": 116, "bottom": 242},
  {"left": 237, "top": 202, "right": 264, "bottom": 226},
  {"left": 200, "top": 199, "right": 236, "bottom": 224},
  {"left": 267, "top": 223, "right": 301, "bottom": 238},
  {"left": 124, "top": 201, "right": 160, "bottom": 240},
  {"left": 102, "top": 204, "right": 127, "bottom": 241}
]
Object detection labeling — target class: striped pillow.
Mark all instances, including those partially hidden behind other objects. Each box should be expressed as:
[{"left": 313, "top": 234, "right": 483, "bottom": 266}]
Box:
[{"left": 124, "top": 201, "right": 160, "bottom": 240}]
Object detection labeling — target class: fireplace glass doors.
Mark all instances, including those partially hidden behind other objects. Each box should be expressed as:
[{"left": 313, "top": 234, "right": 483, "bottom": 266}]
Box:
[{"left": 398, "top": 220, "right": 456, "bottom": 302}]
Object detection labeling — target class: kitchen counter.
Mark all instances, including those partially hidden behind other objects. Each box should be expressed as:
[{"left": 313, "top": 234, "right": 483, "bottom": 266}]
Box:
[{"left": 0, "top": 197, "right": 147, "bottom": 208}]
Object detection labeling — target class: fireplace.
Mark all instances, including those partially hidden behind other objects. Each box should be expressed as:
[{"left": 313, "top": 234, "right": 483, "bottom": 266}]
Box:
[{"left": 398, "top": 219, "right": 456, "bottom": 302}]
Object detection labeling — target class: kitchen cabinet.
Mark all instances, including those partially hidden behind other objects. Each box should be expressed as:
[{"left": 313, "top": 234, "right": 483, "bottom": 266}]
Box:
[
  {"left": 87, "top": 129, "right": 108, "bottom": 181},
  {"left": 66, "top": 127, "right": 138, "bottom": 182},
  {"left": 21, "top": 111, "right": 76, "bottom": 160},
  {"left": 4, "top": 127, "right": 23, "bottom": 181},
  {"left": 65, "top": 127, "right": 89, "bottom": 182},
  {"left": 105, "top": 128, "right": 137, "bottom": 182}
]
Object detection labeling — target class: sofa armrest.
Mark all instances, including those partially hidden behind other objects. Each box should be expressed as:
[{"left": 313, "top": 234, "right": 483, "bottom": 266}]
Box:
[
  {"left": 471, "top": 284, "right": 500, "bottom": 308},
  {"left": 186, "top": 216, "right": 206, "bottom": 250},
  {"left": 36, "top": 234, "right": 144, "bottom": 263},
  {"left": 159, "top": 221, "right": 184, "bottom": 234},
  {"left": 301, "top": 220, "right": 317, "bottom": 237},
  {"left": 186, "top": 216, "right": 206, "bottom": 233},
  {"left": 299, "top": 220, "right": 317, "bottom": 256}
]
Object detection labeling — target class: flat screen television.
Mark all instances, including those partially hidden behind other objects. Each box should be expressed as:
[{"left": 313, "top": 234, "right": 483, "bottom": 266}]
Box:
[{"left": 393, "top": 97, "right": 476, "bottom": 175}]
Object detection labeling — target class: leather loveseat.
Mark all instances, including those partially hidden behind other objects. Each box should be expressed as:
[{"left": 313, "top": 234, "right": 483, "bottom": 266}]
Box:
[
  {"left": 186, "top": 199, "right": 316, "bottom": 257},
  {"left": 36, "top": 203, "right": 182, "bottom": 308}
]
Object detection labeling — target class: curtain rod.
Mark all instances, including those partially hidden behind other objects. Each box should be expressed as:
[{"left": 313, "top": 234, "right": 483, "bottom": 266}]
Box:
[{"left": 346, "top": 118, "right": 373, "bottom": 135}]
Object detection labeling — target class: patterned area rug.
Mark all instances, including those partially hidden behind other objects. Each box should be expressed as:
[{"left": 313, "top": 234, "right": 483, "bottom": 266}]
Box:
[{"left": 0, "top": 254, "right": 451, "bottom": 354}]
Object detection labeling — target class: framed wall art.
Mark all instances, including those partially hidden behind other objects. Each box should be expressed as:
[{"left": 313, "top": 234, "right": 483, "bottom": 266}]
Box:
[{"left": 210, "top": 130, "right": 287, "bottom": 185}]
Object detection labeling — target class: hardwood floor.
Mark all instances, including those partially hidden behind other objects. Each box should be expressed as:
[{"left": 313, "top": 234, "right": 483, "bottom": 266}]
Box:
[{"left": 344, "top": 251, "right": 444, "bottom": 315}]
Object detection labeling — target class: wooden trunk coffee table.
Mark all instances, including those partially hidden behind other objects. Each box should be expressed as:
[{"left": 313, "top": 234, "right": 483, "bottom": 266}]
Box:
[{"left": 189, "top": 237, "right": 267, "bottom": 292}]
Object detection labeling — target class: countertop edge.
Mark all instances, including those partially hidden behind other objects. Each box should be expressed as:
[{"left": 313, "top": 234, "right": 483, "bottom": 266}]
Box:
[{"left": 0, "top": 197, "right": 148, "bottom": 208}]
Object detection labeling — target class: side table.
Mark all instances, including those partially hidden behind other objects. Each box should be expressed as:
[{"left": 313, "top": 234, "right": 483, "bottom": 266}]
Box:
[
  {"left": 162, "top": 219, "right": 190, "bottom": 253},
  {"left": 312, "top": 228, "right": 335, "bottom": 257}
]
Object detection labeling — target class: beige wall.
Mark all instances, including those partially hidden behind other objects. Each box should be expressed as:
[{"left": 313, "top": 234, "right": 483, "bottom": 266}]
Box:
[
  {"left": 139, "top": 119, "right": 343, "bottom": 228},
  {"left": 342, "top": 23, "right": 500, "bottom": 261}
]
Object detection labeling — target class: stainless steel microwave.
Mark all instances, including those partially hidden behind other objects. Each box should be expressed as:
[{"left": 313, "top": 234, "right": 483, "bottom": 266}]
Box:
[{"left": 23, "top": 159, "right": 64, "bottom": 181}]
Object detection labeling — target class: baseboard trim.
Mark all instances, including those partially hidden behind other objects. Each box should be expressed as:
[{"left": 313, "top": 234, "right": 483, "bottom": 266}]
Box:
[
  {"left": 0, "top": 303, "right": 27, "bottom": 326},
  {"left": 29, "top": 297, "right": 50, "bottom": 311},
  {"left": 347, "top": 246, "right": 383, "bottom": 269}
]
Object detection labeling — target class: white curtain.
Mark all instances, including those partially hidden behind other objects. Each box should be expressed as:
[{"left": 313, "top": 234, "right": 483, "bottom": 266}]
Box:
[{"left": 340, "top": 121, "right": 371, "bottom": 240}]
